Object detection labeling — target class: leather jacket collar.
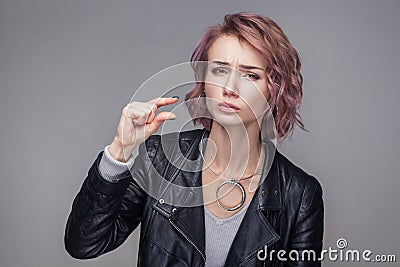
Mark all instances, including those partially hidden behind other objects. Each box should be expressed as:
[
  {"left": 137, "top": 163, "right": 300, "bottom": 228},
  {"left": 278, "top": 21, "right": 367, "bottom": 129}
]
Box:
[{"left": 152, "top": 128, "right": 284, "bottom": 266}]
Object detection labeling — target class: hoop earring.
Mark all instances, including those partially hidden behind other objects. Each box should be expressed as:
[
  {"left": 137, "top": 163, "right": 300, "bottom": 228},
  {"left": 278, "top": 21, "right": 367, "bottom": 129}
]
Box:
[
  {"left": 261, "top": 106, "right": 278, "bottom": 141},
  {"left": 197, "top": 91, "right": 206, "bottom": 105}
]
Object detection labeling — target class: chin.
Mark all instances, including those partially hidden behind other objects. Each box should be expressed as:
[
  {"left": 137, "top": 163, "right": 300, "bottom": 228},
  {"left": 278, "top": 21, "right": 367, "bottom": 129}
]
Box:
[{"left": 211, "top": 113, "right": 246, "bottom": 128}]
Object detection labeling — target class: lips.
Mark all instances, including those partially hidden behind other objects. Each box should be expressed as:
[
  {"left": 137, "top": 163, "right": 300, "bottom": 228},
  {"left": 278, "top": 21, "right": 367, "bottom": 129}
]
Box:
[{"left": 218, "top": 101, "right": 240, "bottom": 110}]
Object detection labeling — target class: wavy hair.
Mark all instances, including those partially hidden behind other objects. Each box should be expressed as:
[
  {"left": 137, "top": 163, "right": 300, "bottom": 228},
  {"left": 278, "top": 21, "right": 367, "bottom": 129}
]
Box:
[{"left": 184, "top": 12, "right": 306, "bottom": 143}]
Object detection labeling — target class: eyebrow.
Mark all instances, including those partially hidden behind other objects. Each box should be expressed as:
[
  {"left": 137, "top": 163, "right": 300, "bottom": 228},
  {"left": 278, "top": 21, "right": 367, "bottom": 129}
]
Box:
[{"left": 211, "top": 61, "right": 265, "bottom": 71}]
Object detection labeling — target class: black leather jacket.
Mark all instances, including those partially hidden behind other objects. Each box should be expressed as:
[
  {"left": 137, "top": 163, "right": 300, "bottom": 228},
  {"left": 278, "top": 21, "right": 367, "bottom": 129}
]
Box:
[{"left": 65, "top": 128, "right": 324, "bottom": 267}]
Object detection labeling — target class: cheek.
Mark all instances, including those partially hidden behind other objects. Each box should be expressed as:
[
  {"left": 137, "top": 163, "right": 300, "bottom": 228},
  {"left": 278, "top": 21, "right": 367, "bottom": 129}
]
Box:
[
  {"left": 241, "top": 90, "right": 269, "bottom": 116},
  {"left": 243, "top": 84, "right": 269, "bottom": 103},
  {"left": 204, "top": 84, "right": 220, "bottom": 99},
  {"left": 203, "top": 85, "right": 219, "bottom": 113},
  {"left": 254, "top": 80, "right": 270, "bottom": 99}
]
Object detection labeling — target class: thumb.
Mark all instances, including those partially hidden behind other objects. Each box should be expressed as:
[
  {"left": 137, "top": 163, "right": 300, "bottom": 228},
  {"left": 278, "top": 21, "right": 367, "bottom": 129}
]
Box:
[{"left": 148, "top": 112, "right": 176, "bottom": 134}]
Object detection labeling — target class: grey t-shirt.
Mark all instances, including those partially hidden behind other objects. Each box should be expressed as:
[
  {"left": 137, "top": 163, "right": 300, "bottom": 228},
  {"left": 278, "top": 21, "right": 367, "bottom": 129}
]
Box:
[{"left": 204, "top": 200, "right": 251, "bottom": 267}]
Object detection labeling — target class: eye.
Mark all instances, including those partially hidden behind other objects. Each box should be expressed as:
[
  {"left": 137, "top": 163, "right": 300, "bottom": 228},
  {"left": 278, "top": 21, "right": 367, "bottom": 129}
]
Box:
[
  {"left": 243, "top": 73, "right": 260, "bottom": 81},
  {"left": 211, "top": 67, "right": 229, "bottom": 75}
]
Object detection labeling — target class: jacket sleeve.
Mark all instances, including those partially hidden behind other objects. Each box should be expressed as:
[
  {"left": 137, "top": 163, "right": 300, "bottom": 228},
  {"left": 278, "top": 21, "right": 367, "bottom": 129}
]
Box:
[
  {"left": 64, "top": 141, "right": 154, "bottom": 259},
  {"left": 286, "top": 175, "right": 324, "bottom": 267}
]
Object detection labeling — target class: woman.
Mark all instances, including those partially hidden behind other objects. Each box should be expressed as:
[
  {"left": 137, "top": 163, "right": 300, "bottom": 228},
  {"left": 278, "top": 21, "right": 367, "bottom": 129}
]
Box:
[{"left": 65, "top": 12, "right": 324, "bottom": 267}]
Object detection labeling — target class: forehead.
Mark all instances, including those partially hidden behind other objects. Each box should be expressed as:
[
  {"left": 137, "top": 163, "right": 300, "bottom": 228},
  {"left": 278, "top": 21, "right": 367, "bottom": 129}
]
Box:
[{"left": 207, "top": 35, "right": 265, "bottom": 69}]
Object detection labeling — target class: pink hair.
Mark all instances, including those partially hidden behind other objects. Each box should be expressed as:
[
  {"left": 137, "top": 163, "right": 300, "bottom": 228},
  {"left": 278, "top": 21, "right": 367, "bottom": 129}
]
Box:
[{"left": 184, "top": 12, "right": 306, "bottom": 143}]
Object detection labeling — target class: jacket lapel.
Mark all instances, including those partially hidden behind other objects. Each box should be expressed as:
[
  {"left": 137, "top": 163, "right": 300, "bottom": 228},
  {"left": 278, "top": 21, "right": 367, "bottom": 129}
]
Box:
[
  {"left": 152, "top": 129, "right": 285, "bottom": 265},
  {"left": 152, "top": 129, "right": 208, "bottom": 258},
  {"left": 223, "top": 140, "right": 284, "bottom": 266}
]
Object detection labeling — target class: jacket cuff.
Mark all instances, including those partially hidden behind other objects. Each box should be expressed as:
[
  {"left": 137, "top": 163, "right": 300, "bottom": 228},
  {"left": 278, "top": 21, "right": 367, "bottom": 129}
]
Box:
[
  {"left": 98, "top": 145, "right": 136, "bottom": 182},
  {"left": 88, "top": 151, "right": 132, "bottom": 196}
]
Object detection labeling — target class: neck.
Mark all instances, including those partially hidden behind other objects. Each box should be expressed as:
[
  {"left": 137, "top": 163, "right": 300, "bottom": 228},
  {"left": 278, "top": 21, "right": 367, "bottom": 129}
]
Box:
[{"left": 203, "top": 121, "right": 263, "bottom": 178}]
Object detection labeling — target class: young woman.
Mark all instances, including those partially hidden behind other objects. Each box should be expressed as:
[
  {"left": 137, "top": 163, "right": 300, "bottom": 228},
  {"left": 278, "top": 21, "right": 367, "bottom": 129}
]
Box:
[{"left": 65, "top": 12, "right": 324, "bottom": 267}]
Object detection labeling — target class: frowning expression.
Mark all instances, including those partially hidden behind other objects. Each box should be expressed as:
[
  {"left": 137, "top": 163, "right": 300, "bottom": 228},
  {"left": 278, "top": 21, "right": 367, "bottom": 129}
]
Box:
[{"left": 204, "top": 34, "right": 270, "bottom": 128}]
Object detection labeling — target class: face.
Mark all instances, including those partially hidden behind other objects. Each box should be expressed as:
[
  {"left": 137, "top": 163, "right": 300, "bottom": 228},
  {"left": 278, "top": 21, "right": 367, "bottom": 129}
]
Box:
[{"left": 204, "top": 34, "right": 270, "bottom": 129}]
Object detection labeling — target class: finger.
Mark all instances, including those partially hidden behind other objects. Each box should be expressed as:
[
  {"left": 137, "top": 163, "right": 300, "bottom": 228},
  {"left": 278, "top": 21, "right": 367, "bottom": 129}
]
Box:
[
  {"left": 128, "top": 103, "right": 156, "bottom": 123},
  {"left": 146, "top": 104, "right": 157, "bottom": 123},
  {"left": 133, "top": 117, "right": 148, "bottom": 126},
  {"left": 154, "top": 111, "right": 177, "bottom": 121},
  {"left": 131, "top": 111, "right": 147, "bottom": 125},
  {"left": 148, "top": 96, "right": 179, "bottom": 108},
  {"left": 124, "top": 104, "right": 151, "bottom": 125},
  {"left": 148, "top": 112, "right": 176, "bottom": 134}
]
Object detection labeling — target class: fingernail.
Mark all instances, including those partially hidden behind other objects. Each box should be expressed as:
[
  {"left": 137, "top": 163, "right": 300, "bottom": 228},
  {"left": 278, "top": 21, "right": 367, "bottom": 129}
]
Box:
[{"left": 172, "top": 96, "right": 179, "bottom": 99}]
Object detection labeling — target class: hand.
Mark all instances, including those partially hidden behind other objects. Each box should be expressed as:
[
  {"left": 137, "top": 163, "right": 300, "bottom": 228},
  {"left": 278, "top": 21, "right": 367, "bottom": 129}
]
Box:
[{"left": 108, "top": 96, "right": 179, "bottom": 162}]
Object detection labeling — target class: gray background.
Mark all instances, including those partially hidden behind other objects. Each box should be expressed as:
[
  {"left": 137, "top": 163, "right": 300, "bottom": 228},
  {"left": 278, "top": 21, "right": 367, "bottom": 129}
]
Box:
[{"left": 1, "top": 0, "right": 399, "bottom": 266}]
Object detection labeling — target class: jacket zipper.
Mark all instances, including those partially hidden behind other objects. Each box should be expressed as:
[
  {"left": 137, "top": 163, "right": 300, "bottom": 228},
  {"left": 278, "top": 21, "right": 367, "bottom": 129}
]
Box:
[{"left": 168, "top": 217, "right": 206, "bottom": 266}]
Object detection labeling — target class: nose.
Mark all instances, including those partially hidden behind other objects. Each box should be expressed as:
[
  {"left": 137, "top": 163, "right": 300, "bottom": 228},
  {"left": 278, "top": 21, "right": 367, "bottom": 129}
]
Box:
[{"left": 222, "top": 71, "right": 239, "bottom": 96}]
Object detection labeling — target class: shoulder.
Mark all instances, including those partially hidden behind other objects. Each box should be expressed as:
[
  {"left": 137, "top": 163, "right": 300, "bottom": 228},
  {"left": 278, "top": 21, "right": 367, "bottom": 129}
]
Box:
[
  {"left": 141, "top": 128, "right": 204, "bottom": 158},
  {"left": 274, "top": 150, "right": 323, "bottom": 209},
  {"left": 145, "top": 128, "right": 203, "bottom": 143}
]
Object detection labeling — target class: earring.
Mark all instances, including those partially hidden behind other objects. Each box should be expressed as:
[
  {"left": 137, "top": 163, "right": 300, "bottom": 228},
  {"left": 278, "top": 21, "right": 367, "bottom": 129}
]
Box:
[
  {"left": 261, "top": 106, "right": 278, "bottom": 141},
  {"left": 197, "top": 91, "right": 206, "bottom": 105}
]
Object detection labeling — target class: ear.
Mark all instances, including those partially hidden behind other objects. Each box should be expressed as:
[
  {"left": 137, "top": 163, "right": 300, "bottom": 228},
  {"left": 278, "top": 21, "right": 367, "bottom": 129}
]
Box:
[{"left": 260, "top": 108, "right": 276, "bottom": 141}]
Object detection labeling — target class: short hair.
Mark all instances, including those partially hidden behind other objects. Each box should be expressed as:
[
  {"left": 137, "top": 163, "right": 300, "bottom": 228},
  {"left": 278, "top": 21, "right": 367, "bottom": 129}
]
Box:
[{"left": 184, "top": 12, "right": 306, "bottom": 143}]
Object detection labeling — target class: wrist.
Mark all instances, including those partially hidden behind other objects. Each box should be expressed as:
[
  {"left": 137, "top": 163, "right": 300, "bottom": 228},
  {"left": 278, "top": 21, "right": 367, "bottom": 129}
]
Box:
[{"left": 109, "top": 139, "right": 136, "bottom": 163}]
